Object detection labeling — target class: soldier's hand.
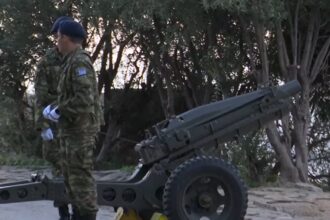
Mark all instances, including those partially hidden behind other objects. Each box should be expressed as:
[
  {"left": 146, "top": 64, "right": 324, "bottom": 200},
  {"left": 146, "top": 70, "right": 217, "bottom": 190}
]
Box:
[
  {"left": 43, "top": 105, "right": 60, "bottom": 122},
  {"left": 41, "top": 128, "right": 54, "bottom": 141}
]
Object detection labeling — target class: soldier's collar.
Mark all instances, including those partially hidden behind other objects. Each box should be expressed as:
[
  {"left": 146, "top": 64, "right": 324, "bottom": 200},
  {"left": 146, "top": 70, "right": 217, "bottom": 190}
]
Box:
[
  {"left": 62, "top": 53, "right": 70, "bottom": 64},
  {"left": 62, "top": 48, "right": 78, "bottom": 63}
]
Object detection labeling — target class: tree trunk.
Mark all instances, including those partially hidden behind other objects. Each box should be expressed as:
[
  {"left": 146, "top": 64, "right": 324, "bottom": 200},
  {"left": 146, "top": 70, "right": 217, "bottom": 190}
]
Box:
[
  {"left": 266, "top": 124, "right": 300, "bottom": 183},
  {"left": 245, "top": 9, "right": 308, "bottom": 183},
  {"left": 96, "top": 120, "right": 120, "bottom": 163},
  {"left": 292, "top": 88, "right": 310, "bottom": 182}
]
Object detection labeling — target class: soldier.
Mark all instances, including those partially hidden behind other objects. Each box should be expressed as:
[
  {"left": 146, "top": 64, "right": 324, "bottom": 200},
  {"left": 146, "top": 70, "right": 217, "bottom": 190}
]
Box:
[
  {"left": 35, "top": 16, "right": 72, "bottom": 220},
  {"left": 43, "top": 20, "right": 103, "bottom": 220}
]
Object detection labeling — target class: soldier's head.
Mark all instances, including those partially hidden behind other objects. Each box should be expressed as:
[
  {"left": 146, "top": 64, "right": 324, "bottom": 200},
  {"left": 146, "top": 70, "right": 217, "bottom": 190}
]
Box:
[
  {"left": 56, "top": 20, "right": 86, "bottom": 55},
  {"left": 51, "top": 16, "right": 73, "bottom": 36}
]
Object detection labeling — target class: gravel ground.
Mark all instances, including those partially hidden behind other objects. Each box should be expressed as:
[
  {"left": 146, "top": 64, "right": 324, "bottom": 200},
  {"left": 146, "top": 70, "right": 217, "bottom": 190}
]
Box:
[{"left": 1, "top": 166, "right": 330, "bottom": 220}]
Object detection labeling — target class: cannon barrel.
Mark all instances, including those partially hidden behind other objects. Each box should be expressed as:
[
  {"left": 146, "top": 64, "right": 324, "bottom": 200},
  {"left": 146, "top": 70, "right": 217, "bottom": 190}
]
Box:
[
  {"left": 273, "top": 80, "right": 301, "bottom": 99},
  {"left": 136, "top": 80, "right": 302, "bottom": 165}
]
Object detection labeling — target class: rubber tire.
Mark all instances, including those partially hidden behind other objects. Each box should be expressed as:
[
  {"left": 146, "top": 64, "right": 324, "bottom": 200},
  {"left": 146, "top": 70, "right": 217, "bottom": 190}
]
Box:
[{"left": 162, "top": 156, "right": 248, "bottom": 220}]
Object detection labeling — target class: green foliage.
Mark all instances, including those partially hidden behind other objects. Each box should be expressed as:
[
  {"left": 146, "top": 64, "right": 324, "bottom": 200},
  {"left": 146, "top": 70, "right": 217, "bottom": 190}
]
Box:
[
  {"left": 208, "top": 131, "right": 278, "bottom": 186},
  {"left": 0, "top": 152, "right": 48, "bottom": 167},
  {"left": 202, "top": 0, "right": 286, "bottom": 21},
  {"left": 0, "top": 97, "right": 20, "bottom": 149},
  {"left": 231, "top": 131, "right": 278, "bottom": 186},
  {"left": 0, "top": 0, "right": 58, "bottom": 98},
  {"left": 0, "top": 0, "right": 61, "bottom": 159},
  {"left": 312, "top": 75, "right": 330, "bottom": 121},
  {"left": 120, "top": 165, "right": 136, "bottom": 173},
  {"left": 0, "top": 95, "right": 41, "bottom": 156},
  {"left": 0, "top": 0, "right": 329, "bottom": 188}
]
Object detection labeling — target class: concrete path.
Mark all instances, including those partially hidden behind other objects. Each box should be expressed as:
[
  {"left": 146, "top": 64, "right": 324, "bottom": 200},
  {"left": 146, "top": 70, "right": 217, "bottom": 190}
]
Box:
[
  {"left": 0, "top": 202, "right": 115, "bottom": 220},
  {"left": 1, "top": 166, "right": 330, "bottom": 220}
]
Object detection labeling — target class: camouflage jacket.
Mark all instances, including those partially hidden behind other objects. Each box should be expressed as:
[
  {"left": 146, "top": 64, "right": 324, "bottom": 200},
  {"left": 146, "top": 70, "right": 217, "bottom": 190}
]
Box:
[
  {"left": 35, "top": 47, "right": 62, "bottom": 131},
  {"left": 57, "top": 48, "right": 104, "bottom": 136}
]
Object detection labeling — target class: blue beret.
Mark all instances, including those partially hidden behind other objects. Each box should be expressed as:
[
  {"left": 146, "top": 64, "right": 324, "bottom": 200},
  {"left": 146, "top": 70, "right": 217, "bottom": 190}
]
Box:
[
  {"left": 58, "top": 20, "right": 86, "bottom": 40},
  {"left": 50, "top": 16, "right": 73, "bottom": 34}
]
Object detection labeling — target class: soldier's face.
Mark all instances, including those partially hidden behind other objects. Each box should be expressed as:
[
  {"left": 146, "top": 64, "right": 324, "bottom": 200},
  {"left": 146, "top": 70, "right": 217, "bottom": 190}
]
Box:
[{"left": 56, "top": 32, "right": 69, "bottom": 54}]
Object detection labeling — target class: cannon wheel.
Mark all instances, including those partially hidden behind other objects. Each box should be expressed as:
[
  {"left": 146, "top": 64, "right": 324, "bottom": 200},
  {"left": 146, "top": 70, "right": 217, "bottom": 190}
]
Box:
[{"left": 163, "top": 156, "right": 248, "bottom": 220}]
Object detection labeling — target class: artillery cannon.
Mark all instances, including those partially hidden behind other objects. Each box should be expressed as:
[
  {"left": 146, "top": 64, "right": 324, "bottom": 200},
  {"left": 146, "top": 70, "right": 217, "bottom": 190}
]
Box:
[{"left": 0, "top": 80, "right": 301, "bottom": 220}]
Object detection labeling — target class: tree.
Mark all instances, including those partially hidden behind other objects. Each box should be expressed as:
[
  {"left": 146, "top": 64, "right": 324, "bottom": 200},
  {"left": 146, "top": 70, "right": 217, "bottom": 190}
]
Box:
[
  {"left": 1, "top": 0, "right": 329, "bottom": 187},
  {"left": 0, "top": 0, "right": 59, "bottom": 152},
  {"left": 203, "top": 0, "right": 330, "bottom": 183}
]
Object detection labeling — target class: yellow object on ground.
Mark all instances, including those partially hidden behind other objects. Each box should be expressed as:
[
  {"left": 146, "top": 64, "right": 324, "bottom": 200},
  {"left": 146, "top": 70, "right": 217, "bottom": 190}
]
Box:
[
  {"left": 115, "top": 207, "right": 168, "bottom": 220},
  {"left": 150, "top": 212, "right": 168, "bottom": 220},
  {"left": 115, "top": 207, "right": 142, "bottom": 220}
]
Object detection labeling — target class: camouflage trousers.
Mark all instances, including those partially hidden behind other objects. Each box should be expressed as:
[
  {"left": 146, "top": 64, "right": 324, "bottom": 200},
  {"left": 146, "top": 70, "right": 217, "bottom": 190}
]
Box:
[
  {"left": 60, "top": 134, "right": 98, "bottom": 215},
  {"left": 42, "top": 139, "right": 62, "bottom": 177},
  {"left": 43, "top": 138, "right": 69, "bottom": 208}
]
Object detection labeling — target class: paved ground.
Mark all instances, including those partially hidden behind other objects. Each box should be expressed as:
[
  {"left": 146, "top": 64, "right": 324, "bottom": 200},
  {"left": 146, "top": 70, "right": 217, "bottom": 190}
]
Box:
[
  {"left": 245, "top": 184, "right": 330, "bottom": 220},
  {"left": 1, "top": 166, "right": 330, "bottom": 220},
  {"left": 0, "top": 202, "right": 115, "bottom": 220}
]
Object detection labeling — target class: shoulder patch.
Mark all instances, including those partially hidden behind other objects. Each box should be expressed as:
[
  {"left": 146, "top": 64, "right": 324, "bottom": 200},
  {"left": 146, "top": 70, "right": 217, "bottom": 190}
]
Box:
[{"left": 76, "top": 67, "right": 87, "bottom": 77}]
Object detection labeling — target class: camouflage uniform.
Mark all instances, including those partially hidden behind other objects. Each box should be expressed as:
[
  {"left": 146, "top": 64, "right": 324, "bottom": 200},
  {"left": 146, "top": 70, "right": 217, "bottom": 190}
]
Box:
[
  {"left": 57, "top": 47, "right": 103, "bottom": 216},
  {"left": 35, "top": 47, "right": 62, "bottom": 176}
]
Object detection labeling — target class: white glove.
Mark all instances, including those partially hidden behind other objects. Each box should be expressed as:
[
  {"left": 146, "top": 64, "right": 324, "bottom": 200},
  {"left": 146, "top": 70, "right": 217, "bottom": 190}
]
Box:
[
  {"left": 41, "top": 128, "right": 54, "bottom": 141},
  {"left": 43, "top": 105, "right": 60, "bottom": 122}
]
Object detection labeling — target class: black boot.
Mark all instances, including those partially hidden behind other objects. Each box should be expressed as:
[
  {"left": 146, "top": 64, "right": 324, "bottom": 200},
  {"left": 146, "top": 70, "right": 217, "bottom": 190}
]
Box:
[
  {"left": 58, "top": 205, "right": 70, "bottom": 220},
  {"left": 71, "top": 206, "right": 80, "bottom": 220}
]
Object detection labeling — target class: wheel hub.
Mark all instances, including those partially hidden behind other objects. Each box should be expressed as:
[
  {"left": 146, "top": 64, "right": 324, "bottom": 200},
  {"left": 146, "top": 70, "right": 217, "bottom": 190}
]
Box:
[
  {"left": 182, "top": 176, "right": 229, "bottom": 219},
  {"left": 198, "top": 193, "right": 213, "bottom": 209}
]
